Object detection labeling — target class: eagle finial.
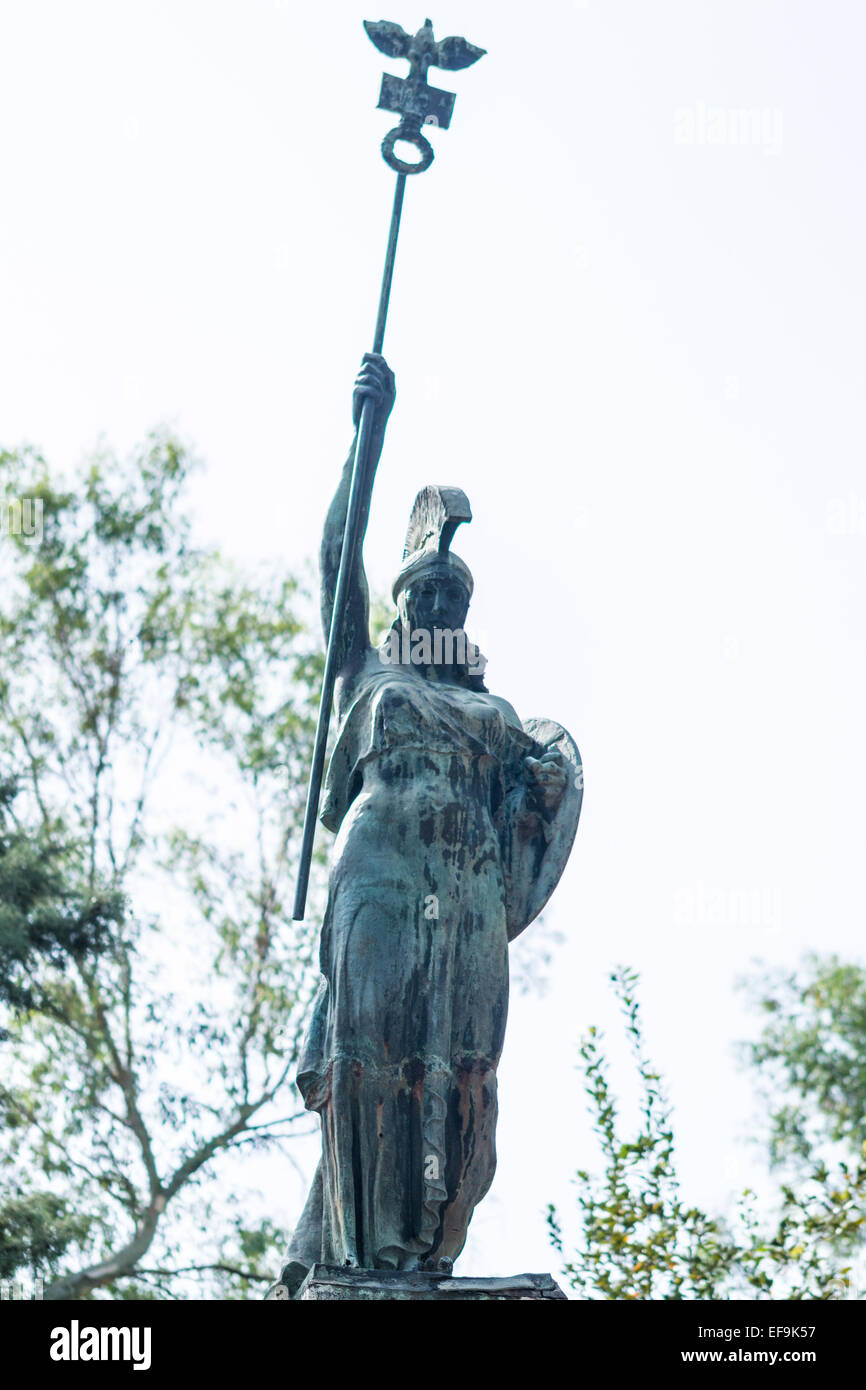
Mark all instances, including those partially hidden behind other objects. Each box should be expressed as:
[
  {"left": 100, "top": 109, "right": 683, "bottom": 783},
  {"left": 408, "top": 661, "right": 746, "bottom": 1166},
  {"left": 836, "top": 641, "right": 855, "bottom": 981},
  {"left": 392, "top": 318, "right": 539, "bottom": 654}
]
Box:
[{"left": 364, "top": 17, "right": 486, "bottom": 173}]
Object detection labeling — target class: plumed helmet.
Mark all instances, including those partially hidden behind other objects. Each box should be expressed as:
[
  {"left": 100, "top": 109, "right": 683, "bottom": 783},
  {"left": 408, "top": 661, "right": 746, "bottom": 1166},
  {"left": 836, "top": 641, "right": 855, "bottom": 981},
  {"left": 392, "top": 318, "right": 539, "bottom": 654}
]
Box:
[{"left": 392, "top": 485, "right": 474, "bottom": 603}]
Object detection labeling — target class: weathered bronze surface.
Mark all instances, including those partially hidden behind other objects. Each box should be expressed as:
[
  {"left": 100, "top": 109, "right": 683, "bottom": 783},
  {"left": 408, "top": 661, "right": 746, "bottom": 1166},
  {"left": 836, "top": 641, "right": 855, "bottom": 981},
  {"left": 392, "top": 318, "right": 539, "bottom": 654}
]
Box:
[
  {"left": 278, "top": 357, "right": 583, "bottom": 1296},
  {"left": 291, "top": 20, "right": 485, "bottom": 920},
  {"left": 365, "top": 18, "right": 486, "bottom": 173},
  {"left": 267, "top": 1266, "right": 568, "bottom": 1301}
]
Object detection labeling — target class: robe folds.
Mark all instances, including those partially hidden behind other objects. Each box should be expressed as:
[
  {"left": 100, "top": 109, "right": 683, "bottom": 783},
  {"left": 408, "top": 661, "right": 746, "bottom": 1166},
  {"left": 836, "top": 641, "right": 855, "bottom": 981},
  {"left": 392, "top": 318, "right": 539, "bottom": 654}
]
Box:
[{"left": 281, "top": 659, "right": 582, "bottom": 1288}]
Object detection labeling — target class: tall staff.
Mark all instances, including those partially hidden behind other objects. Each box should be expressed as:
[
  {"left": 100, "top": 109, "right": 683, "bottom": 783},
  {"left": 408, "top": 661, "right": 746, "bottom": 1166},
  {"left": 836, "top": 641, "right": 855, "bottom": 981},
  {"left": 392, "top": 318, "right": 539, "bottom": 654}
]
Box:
[{"left": 293, "top": 18, "right": 486, "bottom": 920}]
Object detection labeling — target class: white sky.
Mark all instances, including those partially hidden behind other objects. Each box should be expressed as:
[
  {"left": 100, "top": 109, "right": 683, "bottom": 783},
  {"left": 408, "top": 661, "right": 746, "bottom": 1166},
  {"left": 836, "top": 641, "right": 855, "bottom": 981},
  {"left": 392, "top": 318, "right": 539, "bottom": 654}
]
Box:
[{"left": 2, "top": 0, "right": 865, "bottom": 1285}]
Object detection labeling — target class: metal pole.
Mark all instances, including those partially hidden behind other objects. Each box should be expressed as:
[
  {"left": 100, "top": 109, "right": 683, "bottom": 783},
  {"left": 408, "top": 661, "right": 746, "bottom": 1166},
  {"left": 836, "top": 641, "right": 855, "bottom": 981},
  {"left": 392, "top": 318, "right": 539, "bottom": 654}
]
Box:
[
  {"left": 291, "top": 16, "right": 485, "bottom": 919},
  {"left": 374, "top": 173, "right": 406, "bottom": 352},
  {"left": 293, "top": 173, "right": 406, "bottom": 920}
]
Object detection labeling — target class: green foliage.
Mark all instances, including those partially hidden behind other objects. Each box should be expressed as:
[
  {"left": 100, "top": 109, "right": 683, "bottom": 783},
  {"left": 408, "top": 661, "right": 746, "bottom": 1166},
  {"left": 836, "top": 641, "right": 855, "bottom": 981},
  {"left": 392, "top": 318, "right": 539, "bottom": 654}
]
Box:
[
  {"left": 0, "top": 1192, "right": 91, "bottom": 1281},
  {"left": 0, "top": 433, "right": 325, "bottom": 1299},
  {"left": 549, "top": 967, "right": 866, "bottom": 1299},
  {"left": 0, "top": 778, "right": 122, "bottom": 1015},
  {"left": 740, "top": 954, "right": 866, "bottom": 1169}
]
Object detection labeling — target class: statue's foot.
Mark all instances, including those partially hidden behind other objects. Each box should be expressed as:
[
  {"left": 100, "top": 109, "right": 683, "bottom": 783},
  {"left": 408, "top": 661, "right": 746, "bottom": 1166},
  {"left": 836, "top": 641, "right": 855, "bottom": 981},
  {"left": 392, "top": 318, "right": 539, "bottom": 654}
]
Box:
[{"left": 264, "top": 1259, "right": 309, "bottom": 1300}]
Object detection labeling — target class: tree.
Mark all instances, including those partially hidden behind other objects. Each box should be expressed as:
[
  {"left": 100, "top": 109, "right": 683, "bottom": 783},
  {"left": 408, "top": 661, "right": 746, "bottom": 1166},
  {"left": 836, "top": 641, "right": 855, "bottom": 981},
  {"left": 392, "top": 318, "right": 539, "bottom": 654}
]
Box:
[
  {"left": 548, "top": 966, "right": 866, "bottom": 1299},
  {"left": 0, "top": 775, "right": 122, "bottom": 1015},
  {"left": 0, "top": 435, "right": 325, "bottom": 1299},
  {"left": 0, "top": 776, "right": 117, "bottom": 1293},
  {"left": 739, "top": 953, "right": 866, "bottom": 1172}
]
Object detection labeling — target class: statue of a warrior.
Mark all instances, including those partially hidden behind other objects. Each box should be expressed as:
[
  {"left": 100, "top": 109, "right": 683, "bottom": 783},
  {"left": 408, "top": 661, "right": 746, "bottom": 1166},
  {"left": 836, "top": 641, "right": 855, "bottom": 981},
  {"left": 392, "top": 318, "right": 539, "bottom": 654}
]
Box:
[{"left": 278, "top": 354, "right": 582, "bottom": 1294}]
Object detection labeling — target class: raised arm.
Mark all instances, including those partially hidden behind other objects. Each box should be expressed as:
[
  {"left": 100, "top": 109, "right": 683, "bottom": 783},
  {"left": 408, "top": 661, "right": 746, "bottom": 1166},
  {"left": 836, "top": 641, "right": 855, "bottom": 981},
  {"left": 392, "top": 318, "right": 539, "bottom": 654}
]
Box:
[{"left": 320, "top": 354, "right": 396, "bottom": 661}]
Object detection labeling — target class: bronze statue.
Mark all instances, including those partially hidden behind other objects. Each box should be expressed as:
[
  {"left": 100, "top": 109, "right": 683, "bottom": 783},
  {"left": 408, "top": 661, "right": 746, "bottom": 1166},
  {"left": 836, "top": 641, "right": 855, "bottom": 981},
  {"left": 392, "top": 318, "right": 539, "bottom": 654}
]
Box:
[{"left": 278, "top": 355, "right": 582, "bottom": 1294}]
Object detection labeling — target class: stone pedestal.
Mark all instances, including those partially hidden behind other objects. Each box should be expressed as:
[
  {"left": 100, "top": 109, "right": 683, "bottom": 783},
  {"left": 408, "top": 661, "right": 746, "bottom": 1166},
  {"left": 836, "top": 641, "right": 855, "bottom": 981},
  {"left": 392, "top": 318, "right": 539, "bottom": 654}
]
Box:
[{"left": 291, "top": 1265, "right": 567, "bottom": 1301}]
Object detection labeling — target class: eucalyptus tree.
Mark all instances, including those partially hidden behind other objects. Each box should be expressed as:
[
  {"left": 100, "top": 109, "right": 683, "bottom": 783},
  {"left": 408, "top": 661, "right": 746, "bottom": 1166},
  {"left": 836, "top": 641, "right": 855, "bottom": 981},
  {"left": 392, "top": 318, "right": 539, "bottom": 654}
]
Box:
[{"left": 0, "top": 436, "right": 324, "bottom": 1299}]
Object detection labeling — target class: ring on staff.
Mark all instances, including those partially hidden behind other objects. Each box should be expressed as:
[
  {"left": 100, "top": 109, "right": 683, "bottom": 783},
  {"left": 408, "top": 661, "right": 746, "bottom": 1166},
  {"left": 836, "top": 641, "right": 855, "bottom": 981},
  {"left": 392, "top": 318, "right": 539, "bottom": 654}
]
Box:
[{"left": 381, "top": 122, "right": 435, "bottom": 174}]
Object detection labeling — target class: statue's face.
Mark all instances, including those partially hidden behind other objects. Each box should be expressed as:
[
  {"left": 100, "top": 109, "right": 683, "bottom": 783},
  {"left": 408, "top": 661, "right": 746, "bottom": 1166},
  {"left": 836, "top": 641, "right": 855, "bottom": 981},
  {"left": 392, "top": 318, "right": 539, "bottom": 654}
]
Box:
[{"left": 403, "top": 573, "right": 470, "bottom": 639}]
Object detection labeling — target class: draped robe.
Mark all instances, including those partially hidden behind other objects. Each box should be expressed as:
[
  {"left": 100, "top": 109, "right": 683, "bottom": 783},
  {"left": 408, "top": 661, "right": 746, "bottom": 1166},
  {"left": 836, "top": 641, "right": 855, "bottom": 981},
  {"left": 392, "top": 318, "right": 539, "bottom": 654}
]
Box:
[{"left": 280, "top": 652, "right": 581, "bottom": 1290}]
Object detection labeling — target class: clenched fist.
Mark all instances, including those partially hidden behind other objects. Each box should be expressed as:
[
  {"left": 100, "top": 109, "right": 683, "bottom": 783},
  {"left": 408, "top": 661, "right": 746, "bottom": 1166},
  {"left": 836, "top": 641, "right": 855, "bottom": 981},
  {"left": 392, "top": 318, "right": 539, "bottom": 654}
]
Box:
[{"left": 524, "top": 750, "right": 569, "bottom": 815}]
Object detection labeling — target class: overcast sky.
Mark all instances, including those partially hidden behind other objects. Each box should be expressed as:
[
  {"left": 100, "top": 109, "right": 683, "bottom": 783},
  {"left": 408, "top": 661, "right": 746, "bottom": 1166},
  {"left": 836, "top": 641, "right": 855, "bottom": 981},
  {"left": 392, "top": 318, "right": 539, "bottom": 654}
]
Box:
[{"left": 2, "top": 0, "right": 865, "bottom": 1284}]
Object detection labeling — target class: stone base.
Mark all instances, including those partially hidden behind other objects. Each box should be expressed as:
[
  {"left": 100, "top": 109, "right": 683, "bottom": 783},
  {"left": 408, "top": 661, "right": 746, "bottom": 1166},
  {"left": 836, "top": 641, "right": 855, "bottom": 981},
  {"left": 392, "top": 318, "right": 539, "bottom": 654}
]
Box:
[{"left": 293, "top": 1265, "right": 567, "bottom": 1301}]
